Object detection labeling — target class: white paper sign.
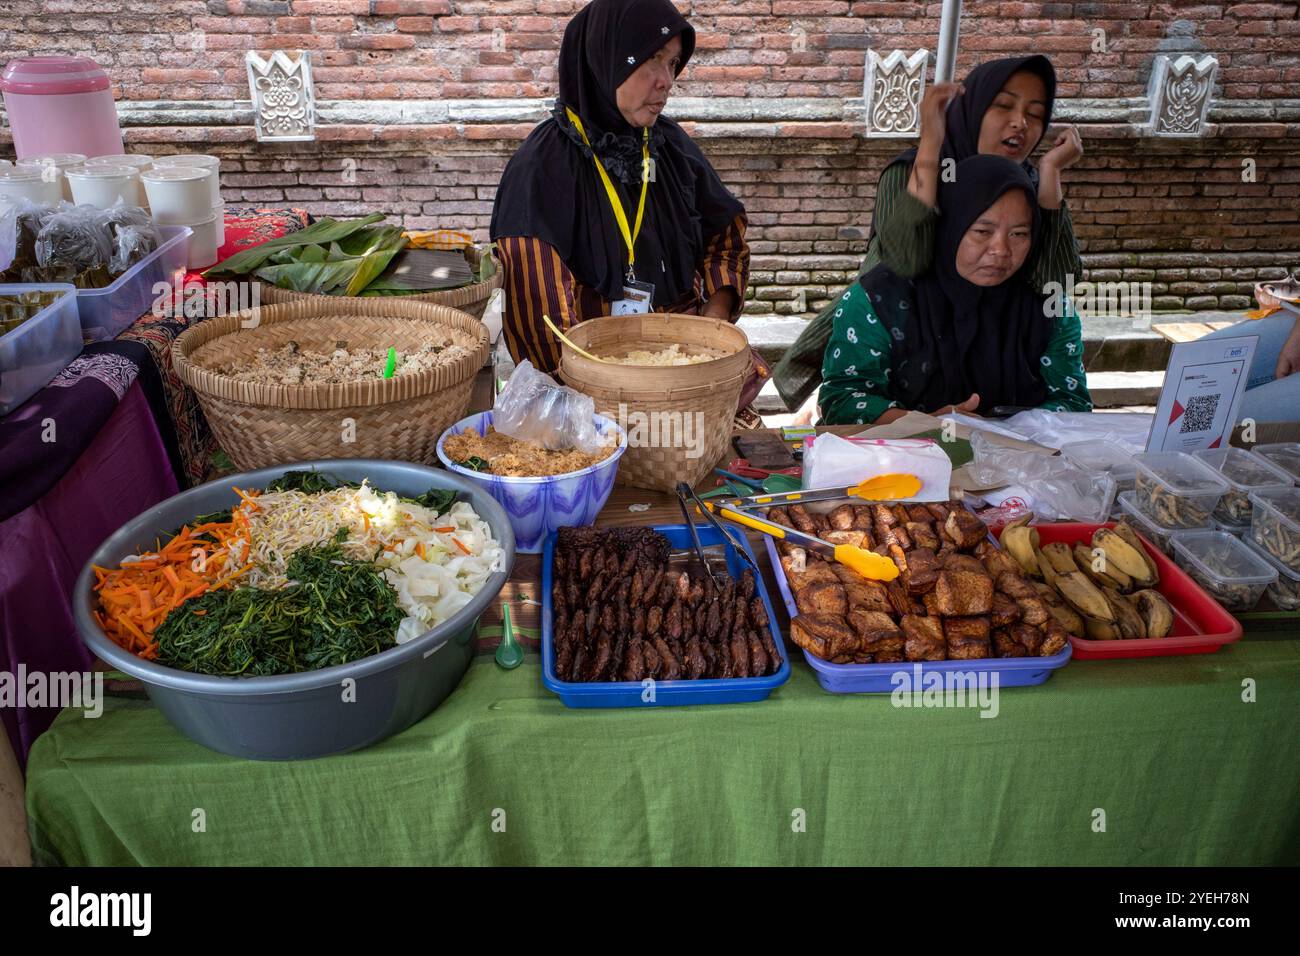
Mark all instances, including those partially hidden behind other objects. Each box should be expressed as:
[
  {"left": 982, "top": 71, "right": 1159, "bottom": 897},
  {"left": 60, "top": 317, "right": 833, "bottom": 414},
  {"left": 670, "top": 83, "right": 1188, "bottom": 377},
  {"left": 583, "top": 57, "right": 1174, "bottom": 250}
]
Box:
[{"left": 1146, "top": 334, "right": 1258, "bottom": 452}]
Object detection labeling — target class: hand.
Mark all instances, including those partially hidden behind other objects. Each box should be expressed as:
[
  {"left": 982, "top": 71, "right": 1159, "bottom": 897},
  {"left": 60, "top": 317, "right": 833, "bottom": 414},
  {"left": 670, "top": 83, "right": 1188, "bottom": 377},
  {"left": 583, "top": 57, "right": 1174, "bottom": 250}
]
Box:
[
  {"left": 933, "top": 393, "right": 981, "bottom": 417},
  {"left": 874, "top": 407, "right": 910, "bottom": 425},
  {"left": 700, "top": 289, "right": 736, "bottom": 320},
  {"left": 1040, "top": 125, "right": 1084, "bottom": 172},
  {"left": 1277, "top": 320, "right": 1300, "bottom": 379},
  {"left": 918, "top": 82, "right": 964, "bottom": 153}
]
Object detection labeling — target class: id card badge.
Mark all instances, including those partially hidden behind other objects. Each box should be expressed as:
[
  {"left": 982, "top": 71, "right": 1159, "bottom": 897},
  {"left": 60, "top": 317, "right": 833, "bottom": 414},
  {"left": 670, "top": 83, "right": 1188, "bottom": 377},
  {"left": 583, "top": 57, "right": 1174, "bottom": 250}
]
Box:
[{"left": 610, "top": 280, "right": 654, "bottom": 316}]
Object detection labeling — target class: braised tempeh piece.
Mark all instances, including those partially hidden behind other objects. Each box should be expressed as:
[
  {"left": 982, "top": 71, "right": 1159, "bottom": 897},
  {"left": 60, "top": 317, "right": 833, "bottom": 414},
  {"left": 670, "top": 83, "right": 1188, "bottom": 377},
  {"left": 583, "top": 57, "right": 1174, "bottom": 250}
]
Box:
[
  {"left": 906, "top": 521, "right": 940, "bottom": 551},
  {"left": 901, "top": 614, "right": 946, "bottom": 661}
]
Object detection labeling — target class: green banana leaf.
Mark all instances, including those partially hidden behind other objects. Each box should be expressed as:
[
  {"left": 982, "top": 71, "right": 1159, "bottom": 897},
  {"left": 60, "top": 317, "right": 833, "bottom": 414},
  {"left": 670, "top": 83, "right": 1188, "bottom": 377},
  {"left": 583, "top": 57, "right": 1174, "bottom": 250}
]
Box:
[
  {"left": 203, "top": 214, "right": 387, "bottom": 277},
  {"left": 246, "top": 226, "right": 408, "bottom": 296},
  {"left": 478, "top": 242, "right": 496, "bottom": 283}
]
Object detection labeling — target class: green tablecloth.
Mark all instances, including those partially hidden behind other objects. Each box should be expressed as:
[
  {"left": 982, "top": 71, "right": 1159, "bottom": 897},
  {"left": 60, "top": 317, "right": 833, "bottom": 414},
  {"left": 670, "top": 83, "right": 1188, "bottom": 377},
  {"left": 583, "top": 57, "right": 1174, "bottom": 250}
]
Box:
[{"left": 26, "top": 639, "right": 1300, "bottom": 866}]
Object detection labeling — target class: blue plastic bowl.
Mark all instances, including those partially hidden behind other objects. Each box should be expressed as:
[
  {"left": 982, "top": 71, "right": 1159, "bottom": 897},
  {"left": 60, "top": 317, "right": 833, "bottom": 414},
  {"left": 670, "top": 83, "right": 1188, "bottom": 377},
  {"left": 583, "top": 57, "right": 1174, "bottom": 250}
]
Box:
[{"left": 436, "top": 410, "right": 627, "bottom": 554}]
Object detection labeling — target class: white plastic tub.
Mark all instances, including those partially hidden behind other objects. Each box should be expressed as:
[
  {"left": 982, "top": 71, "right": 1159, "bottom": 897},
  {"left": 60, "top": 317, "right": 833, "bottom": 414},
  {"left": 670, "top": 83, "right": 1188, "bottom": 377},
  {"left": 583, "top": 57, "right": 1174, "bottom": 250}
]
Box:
[
  {"left": 65, "top": 164, "right": 146, "bottom": 209},
  {"left": 183, "top": 213, "right": 219, "bottom": 269},
  {"left": 16, "top": 153, "right": 85, "bottom": 201},
  {"left": 140, "top": 165, "right": 212, "bottom": 222},
  {"left": 0, "top": 167, "right": 63, "bottom": 205},
  {"left": 151, "top": 154, "right": 221, "bottom": 205}
]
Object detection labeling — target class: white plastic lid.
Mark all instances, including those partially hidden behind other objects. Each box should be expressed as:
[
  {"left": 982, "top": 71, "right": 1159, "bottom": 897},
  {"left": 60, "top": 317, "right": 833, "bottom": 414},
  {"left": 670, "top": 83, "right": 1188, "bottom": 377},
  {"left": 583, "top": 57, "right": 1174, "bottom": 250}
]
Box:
[
  {"left": 1172, "top": 530, "right": 1278, "bottom": 586},
  {"left": 1243, "top": 534, "right": 1300, "bottom": 584},
  {"left": 65, "top": 164, "right": 139, "bottom": 179},
  {"left": 1249, "top": 486, "right": 1300, "bottom": 533},
  {"left": 1195, "top": 447, "right": 1293, "bottom": 492},
  {"left": 16, "top": 153, "right": 86, "bottom": 168},
  {"left": 87, "top": 154, "right": 154, "bottom": 169},
  {"left": 152, "top": 154, "right": 220, "bottom": 170},
  {"left": 0, "top": 168, "right": 46, "bottom": 182},
  {"left": 1061, "top": 439, "right": 1137, "bottom": 481},
  {"left": 1133, "top": 451, "right": 1230, "bottom": 496},
  {"left": 141, "top": 166, "right": 211, "bottom": 183},
  {"left": 1252, "top": 442, "right": 1300, "bottom": 482}
]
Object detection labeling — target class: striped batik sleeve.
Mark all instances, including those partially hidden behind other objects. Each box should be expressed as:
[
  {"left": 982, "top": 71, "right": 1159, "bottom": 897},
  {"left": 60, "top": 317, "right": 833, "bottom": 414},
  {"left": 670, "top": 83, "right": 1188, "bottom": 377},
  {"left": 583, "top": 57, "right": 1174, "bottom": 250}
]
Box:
[
  {"left": 496, "top": 235, "right": 580, "bottom": 375},
  {"left": 868, "top": 160, "right": 940, "bottom": 280},
  {"left": 699, "top": 214, "right": 751, "bottom": 320},
  {"left": 1030, "top": 201, "right": 1085, "bottom": 294}
]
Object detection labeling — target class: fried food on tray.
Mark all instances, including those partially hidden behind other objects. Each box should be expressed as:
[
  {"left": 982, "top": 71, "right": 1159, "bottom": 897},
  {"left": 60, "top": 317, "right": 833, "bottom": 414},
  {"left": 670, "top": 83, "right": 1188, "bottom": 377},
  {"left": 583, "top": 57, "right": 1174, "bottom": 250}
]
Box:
[{"left": 773, "top": 500, "right": 1065, "bottom": 664}]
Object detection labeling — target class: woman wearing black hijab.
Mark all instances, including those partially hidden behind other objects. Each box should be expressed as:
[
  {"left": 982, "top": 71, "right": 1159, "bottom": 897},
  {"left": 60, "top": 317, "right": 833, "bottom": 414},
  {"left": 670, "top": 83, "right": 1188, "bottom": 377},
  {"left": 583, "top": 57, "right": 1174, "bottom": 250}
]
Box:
[
  {"left": 819, "top": 155, "right": 1092, "bottom": 424},
  {"left": 773, "top": 54, "right": 1085, "bottom": 410},
  {"left": 490, "top": 0, "right": 759, "bottom": 391}
]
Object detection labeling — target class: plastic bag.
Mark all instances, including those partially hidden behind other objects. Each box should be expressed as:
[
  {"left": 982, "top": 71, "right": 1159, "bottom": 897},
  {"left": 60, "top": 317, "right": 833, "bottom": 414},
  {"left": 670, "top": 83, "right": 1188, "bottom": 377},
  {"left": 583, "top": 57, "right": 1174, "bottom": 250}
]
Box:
[
  {"left": 803, "top": 433, "right": 952, "bottom": 502},
  {"left": 2, "top": 197, "right": 60, "bottom": 279},
  {"left": 967, "top": 430, "right": 1116, "bottom": 522},
  {"left": 1000, "top": 409, "right": 1154, "bottom": 454},
  {"left": 97, "top": 202, "right": 160, "bottom": 274},
  {"left": 35, "top": 203, "right": 113, "bottom": 286},
  {"left": 0, "top": 200, "right": 16, "bottom": 274},
  {"left": 493, "top": 359, "right": 604, "bottom": 453}
]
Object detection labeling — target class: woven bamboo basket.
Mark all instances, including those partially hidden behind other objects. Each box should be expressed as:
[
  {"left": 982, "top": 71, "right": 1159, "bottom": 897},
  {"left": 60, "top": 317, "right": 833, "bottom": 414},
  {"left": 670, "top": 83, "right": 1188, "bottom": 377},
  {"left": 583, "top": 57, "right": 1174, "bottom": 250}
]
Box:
[
  {"left": 256, "top": 245, "right": 502, "bottom": 318},
  {"left": 173, "top": 299, "right": 490, "bottom": 471},
  {"left": 558, "top": 314, "right": 751, "bottom": 493}
]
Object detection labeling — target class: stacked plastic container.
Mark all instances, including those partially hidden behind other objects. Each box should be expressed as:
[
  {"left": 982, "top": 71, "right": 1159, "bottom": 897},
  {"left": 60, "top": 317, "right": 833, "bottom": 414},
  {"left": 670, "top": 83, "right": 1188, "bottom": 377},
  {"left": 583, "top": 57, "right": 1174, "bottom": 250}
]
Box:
[
  {"left": 146, "top": 154, "right": 223, "bottom": 268},
  {"left": 0, "top": 284, "right": 81, "bottom": 415}
]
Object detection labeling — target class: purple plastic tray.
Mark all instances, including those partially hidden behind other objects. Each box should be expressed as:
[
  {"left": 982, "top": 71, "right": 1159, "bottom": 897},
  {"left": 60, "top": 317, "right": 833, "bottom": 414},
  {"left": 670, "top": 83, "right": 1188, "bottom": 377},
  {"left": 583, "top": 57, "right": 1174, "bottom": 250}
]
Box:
[{"left": 763, "top": 536, "right": 1071, "bottom": 694}]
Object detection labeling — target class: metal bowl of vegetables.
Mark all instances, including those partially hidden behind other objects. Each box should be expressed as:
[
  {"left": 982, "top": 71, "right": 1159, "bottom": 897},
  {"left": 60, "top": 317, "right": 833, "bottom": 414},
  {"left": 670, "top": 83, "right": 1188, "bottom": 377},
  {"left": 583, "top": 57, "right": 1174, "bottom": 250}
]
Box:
[{"left": 73, "top": 459, "right": 515, "bottom": 760}]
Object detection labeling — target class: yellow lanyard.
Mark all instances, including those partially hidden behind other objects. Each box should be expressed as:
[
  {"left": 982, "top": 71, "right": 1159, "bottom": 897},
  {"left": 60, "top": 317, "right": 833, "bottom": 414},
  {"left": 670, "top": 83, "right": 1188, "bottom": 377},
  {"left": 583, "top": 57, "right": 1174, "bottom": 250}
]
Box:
[{"left": 566, "top": 107, "right": 650, "bottom": 281}]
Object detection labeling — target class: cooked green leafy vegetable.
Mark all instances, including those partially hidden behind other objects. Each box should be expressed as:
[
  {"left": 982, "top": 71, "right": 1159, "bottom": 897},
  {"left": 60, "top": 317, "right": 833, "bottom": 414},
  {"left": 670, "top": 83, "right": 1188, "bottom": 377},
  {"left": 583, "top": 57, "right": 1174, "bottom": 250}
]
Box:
[{"left": 152, "top": 544, "right": 404, "bottom": 676}]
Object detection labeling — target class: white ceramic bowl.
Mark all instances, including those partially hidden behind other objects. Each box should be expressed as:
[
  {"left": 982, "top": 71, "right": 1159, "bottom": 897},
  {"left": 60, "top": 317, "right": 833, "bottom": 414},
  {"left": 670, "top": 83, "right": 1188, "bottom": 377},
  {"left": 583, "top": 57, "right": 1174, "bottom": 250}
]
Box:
[
  {"left": 151, "top": 154, "right": 221, "bottom": 205},
  {"left": 141, "top": 166, "right": 213, "bottom": 222},
  {"left": 86, "top": 153, "right": 155, "bottom": 173},
  {"left": 65, "top": 164, "right": 146, "bottom": 209},
  {"left": 436, "top": 411, "right": 627, "bottom": 554},
  {"left": 0, "top": 167, "right": 63, "bottom": 205}
]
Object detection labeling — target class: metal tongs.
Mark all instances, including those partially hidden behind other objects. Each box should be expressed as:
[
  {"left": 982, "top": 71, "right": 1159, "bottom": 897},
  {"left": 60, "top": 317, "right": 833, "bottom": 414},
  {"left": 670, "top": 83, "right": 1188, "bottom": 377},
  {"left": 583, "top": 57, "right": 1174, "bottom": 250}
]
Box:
[
  {"left": 675, "top": 481, "right": 760, "bottom": 585},
  {"left": 718, "top": 473, "right": 923, "bottom": 511}
]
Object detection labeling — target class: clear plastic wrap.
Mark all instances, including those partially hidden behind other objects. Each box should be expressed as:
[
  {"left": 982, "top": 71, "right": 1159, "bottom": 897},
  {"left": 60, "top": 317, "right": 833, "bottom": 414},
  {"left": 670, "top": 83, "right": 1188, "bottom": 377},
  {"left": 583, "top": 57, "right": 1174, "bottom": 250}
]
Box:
[
  {"left": 967, "top": 429, "right": 1117, "bottom": 522},
  {"left": 492, "top": 359, "right": 604, "bottom": 453},
  {"left": 1000, "top": 409, "right": 1154, "bottom": 453},
  {"left": 97, "top": 202, "right": 160, "bottom": 273},
  {"left": 2, "top": 197, "right": 61, "bottom": 280},
  {"left": 35, "top": 203, "right": 113, "bottom": 286},
  {"left": 0, "top": 200, "right": 16, "bottom": 274}
]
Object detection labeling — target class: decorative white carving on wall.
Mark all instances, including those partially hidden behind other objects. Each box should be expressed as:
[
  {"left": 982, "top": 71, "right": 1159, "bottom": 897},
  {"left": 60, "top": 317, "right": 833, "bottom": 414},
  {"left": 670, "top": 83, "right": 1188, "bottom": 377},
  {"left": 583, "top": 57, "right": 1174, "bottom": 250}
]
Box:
[
  {"left": 1147, "top": 54, "right": 1218, "bottom": 137},
  {"left": 246, "top": 51, "right": 316, "bottom": 142},
  {"left": 863, "top": 49, "right": 929, "bottom": 138}
]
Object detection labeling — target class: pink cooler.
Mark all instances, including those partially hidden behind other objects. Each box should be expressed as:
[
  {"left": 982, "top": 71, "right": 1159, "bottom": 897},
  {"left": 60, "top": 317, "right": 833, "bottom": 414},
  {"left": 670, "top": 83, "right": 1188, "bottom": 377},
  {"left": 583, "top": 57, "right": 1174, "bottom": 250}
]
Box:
[{"left": 1, "top": 57, "right": 124, "bottom": 161}]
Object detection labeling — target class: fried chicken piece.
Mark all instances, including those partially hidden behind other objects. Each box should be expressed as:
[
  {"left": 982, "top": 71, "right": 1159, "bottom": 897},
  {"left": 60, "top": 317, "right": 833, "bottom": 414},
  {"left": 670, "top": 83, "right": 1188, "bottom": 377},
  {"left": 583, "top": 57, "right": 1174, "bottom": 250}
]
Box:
[
  {"left": 824, "top": 530, "right": 870, "bottom": 549},
  {"left": 906, "top": 521, "right": 940, "bottom": 551},
  {"left": 935, "top": 566, "right": 994, "bottom": 616},
  {"left": 828, "top": 504, "right": 856, "bottom": 530},
  {"left": 991, "top": 591, "right": 1023, "bottom": 629},
  {"left": 992, "top": 629, "right": 1027, "bottom": 658},
  {"left": 1039, "top": 620, "right": 1070, "bottom": 657},
  {"left": 904, "top": 547, "right": 941, "bottom": 595},
  {"left": 790, "top": 613, "right": 853, "bottom": 661},
  {"left": 944, "top": 616, "right": 991, "bottom": 660},
  {"left": 794, "top": 582, "right": 849, "bottom": 618},
  {"left": 944, "top": 510, "right": 989, "bottom": 551},
  {"left": 849, "top": 608, "right": 904, "bottom": 655},
  {"left": 901, "top": 614, "right": 947, "bottom": 661},
  {"left": 788, "top": 504, "right": 817, "bottom": 534}
]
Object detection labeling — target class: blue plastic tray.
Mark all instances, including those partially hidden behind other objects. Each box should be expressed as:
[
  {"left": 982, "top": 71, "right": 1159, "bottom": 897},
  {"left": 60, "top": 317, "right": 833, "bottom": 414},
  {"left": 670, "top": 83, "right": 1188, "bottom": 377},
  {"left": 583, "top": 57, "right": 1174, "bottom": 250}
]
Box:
[
  {"left": 763, "top": 536, "right": 1071, "bottom": 694},
  {"left": 541, "top": 524, "right": 791, "bottom": 707}
]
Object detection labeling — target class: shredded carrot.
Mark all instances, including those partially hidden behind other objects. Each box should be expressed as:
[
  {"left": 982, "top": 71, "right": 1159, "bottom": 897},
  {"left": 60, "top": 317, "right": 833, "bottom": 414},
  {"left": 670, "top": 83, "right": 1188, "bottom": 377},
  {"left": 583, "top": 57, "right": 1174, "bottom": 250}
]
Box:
[
  {"left": 415, "top": 542, "right": 427, "bottom": 560},
  {"left": 452, "top": 537, "right": 471, "bottom": 555},
  {"left": 363, "top": 513, "right": 371, "bottom": 532},
  {"left": 434, "top": 526, "right": 456, "bottom": 533}
]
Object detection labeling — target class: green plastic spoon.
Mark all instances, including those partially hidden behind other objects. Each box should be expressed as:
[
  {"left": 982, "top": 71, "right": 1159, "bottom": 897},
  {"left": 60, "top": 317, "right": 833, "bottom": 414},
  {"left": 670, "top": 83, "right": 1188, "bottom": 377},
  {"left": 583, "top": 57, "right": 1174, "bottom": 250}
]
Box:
[
  {"left": 495, "top": 601, "right": 523, "bottom": 670},
  {"left": 383, "top": 347, "right": 397, "bottom": 378}
]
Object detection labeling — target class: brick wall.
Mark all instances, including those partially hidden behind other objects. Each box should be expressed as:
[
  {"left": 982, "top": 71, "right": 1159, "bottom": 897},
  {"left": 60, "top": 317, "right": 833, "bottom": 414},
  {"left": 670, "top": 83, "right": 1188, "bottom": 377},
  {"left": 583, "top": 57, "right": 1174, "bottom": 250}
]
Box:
[{"left": 2, "top": 2, "right": 1298, "bottom": 314}]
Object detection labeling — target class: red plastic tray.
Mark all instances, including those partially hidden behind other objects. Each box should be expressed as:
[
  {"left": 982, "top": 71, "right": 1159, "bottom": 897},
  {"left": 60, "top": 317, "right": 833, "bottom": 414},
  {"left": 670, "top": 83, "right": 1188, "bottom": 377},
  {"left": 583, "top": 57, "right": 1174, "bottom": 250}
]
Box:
[{"left": 993, "top": 522, "right": 1243, "bottom": 659}]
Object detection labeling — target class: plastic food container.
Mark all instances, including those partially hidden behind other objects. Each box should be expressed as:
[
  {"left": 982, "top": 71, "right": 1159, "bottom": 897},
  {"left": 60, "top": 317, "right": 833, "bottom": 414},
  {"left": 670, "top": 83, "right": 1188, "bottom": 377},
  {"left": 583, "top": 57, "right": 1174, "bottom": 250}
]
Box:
[
  {"left": 212, "top": 202, "right": 226, "bottom": 249},
  {"left": 1115, "top": 490, "right": 1201, "bottom": 555},
  {"left": 1194, "top": 446, "right": 1293, "bottom": 526},
  {"left": 73, "top": 459, "right": 516, "bottom": 760},
  {"left": 151, "top": 154, "right": 221, "bottom": 205},
  {"left": 75, "top": 224, "right": 191, "bottom": 342},
  {"left": 140, "top": 165, "right": 213, "bottom": 222},
  {"left": 1, "top": 57, "right": 123, "bottom": 159},
  {"left": 437, "top": 409, "right": 627, "bottom": 553},
  {"left": 1212, "top": 516, "right": 1248, "bottom": 537},
  {"left": 1252, "top": 442, "right": 1300, "bottom": 484},
  {"left": 183, "top": 213, "right": 219, "bottom": 270},
  {"left": 1243, "top": 535, "right": 1300, "bottom": 611},
  {"left": 1061, "top": 439, "right": 1138, "bottom": 492},
  {"left": 1133, "top": 451, "right": 1230, "bottom": 530},
  {"left": 1248, "top": 486, "right": 1300, "bottom": 576},
  {"left": 64, "top": 164, "right": 146, "bottom": 209},
  {"left": 0, "top": 283, "right": 81, "bottom": 416},
  {"left": 86, "top": 153, "right": 154, "bottom": 173},
  {"left": 1171, "top": 530, "right": 1277, "bottom": 613},
  {"left": 542, "top": 524, "right": 791, "bottom": 707},
  {"left": 1023, "top": 522, "right": 1244, "bottom": 659},
  {"left": 764, "top": 536, "right": 1073, "bottom": 692},
  {"left": 16, "top": 153, "right": 85, "bottom": 200},
  {"left": 0, "top": 167, "right": 63, "bottom": 205}
]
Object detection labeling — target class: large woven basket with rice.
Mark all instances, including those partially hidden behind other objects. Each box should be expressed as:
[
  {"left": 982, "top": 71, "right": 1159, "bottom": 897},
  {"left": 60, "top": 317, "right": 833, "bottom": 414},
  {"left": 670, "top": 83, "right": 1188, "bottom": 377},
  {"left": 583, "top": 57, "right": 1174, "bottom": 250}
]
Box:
[
  {"left": 256, "top": 245, "right": 502, "bottom": 318},
  {"left": 173, "top": 298, "right": 490, "bottom": 470},
  {"left": 559, "top": 314, "right": 751, "bottom": 493}
]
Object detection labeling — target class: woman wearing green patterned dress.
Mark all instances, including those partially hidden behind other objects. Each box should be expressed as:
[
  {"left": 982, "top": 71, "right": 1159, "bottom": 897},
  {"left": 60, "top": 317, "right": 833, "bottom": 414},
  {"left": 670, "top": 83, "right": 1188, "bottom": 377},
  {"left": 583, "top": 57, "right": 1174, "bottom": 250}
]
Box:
[
  {"left": 820, "top": 155, "right": 1091, "bottom": 425},
  {"left": 775, "top": 54, "right": 1085, "bottom": 411}
]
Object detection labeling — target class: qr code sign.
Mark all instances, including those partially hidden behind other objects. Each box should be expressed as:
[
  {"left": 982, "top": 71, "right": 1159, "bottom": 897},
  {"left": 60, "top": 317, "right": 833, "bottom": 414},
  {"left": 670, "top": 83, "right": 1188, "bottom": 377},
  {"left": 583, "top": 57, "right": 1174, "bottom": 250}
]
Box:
[{"left": 1179, "top": 394, "right": 1220, "bottom": 434}]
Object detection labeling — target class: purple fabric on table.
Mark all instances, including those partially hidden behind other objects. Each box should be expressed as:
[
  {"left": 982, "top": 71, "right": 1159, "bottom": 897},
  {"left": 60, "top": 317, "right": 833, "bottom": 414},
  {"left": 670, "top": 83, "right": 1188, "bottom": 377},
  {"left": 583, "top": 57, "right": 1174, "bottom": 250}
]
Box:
[{"left": 0, "top": 382, "right": 178, "bottom": 765}]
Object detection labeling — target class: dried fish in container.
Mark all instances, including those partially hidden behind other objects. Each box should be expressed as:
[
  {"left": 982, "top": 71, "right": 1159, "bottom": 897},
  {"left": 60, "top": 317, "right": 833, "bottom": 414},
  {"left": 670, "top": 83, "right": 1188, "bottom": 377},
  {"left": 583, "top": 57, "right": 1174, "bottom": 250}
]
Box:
[
  {"left": 1195, "top": 448, "right": 1293, "bottom": 526},
  {"left": 1248, "top": 488, "right": 1300, "bottom": 575},
  {"left": 1133, "top": 452, "right": 1229, "bottom": 531},
  {"left": 1171, "top": 531, "right": 1276, "bottom": 613}
]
